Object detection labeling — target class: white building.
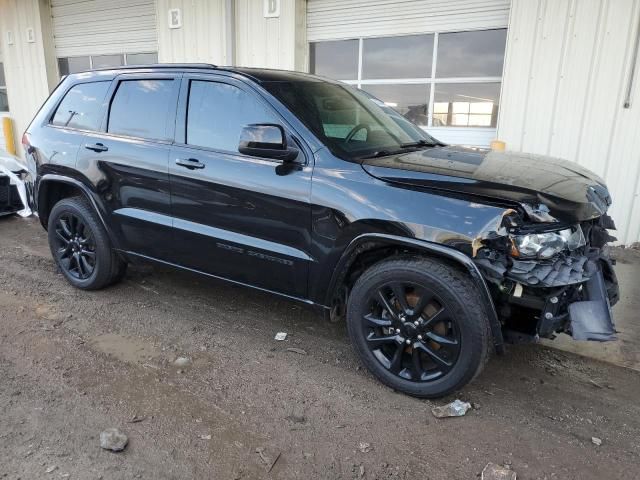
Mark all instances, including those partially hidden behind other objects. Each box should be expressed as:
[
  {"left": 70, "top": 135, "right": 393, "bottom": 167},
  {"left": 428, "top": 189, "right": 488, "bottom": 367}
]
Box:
[{"left": 0, "top": 0, "right": 639, "bottom": 243}]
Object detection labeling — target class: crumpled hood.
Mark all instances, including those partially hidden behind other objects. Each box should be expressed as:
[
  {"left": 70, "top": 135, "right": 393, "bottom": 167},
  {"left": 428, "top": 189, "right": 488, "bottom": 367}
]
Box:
[{"left": 361, "top": 146, "right": 611, "bottom": 223}]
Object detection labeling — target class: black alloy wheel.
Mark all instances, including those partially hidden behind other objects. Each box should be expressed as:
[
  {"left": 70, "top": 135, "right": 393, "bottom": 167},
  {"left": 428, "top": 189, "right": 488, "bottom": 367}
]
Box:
[
  {"left": 347, "top": 257, "right": 491, "bottom": 398},
  {"left": 53, "top": 212, "right": 97, "bottom": 280},
  {"left": 363, "top": 281, "right": 461, "bottom": 382},
  {"left": 47, "top": 196, "right": 127, "bottom": 290}
]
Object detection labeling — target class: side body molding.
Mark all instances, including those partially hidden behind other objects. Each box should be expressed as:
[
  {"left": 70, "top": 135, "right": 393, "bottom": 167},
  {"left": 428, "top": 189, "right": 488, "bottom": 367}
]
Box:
[{"left": 327, "top": 233, "right": 505, "bottom": 354}]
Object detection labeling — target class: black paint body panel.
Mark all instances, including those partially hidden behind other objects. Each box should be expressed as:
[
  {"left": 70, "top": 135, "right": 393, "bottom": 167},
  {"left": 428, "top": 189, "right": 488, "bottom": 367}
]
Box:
[{"left": 24, "top": 66, "right": 615, "bottom": 329}]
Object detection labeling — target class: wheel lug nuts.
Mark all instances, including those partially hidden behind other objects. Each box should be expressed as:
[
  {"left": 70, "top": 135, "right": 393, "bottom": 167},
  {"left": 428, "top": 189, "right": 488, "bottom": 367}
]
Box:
[
  {"left": 414, "top": 321, "right": 419, "bottom": 326},
  {"left": 417, "top": 335, "right": 423, "bottom": 340},
  {"left": 395, "top": 329, "right": 400, "bottom": 334},
  {"left": 405, "top": 339, "right": 411, "bottom": 345}
]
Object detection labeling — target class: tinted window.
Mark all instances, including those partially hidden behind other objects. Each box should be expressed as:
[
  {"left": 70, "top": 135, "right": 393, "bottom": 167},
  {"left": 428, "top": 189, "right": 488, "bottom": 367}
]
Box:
[
  {"left": 108, "top": 79, "right": 175, "bottom": 140},
  {"left": 362, "top": 34, "right": 433, "bottom": 79},
  {"left": 186, "top": 81, "right": 277, "bottom": 152},
  {"left": 51, "top": 82, "right": 110, "bottom": 130},
  {"left": 436, "top": 29, "right": 507, "bottom": 78},
  {"left": 310, "top": 40, "right": 359, "bottom": 80},
  {"left": 361, "top": 84, "right": 430, "bottom": 126},
  {"left": 264, "top": 81, "right": 436, "bottom": 161}
]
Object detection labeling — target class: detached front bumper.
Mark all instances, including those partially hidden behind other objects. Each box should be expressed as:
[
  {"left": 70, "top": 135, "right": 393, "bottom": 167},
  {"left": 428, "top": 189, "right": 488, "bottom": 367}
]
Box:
[{"left": 473, "top": 215, "right": 619, "bottom": 343}]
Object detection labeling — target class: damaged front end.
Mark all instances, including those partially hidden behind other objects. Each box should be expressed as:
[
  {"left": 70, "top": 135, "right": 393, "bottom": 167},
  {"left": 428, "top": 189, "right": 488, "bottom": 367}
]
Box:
[{"left": 473, "top": 205, "right": 619, "bottom": 343}]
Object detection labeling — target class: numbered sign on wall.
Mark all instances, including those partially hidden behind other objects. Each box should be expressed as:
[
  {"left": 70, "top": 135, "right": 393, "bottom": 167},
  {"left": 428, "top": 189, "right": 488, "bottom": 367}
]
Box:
[
  {"left": 264, "top": 0, "right": 280, "bottom": 18},
  {"left": 168, "top": 8, "right": 182, "bottom": 29}
]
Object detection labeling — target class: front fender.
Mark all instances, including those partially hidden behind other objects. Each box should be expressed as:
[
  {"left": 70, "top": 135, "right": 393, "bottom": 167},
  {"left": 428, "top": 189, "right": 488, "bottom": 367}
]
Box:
[{"left": 327, "top": 233, "right": 505, "bottom": 354}]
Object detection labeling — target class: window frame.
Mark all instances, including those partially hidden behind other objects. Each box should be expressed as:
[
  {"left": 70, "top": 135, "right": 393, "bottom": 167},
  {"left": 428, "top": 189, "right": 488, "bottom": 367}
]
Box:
[
  {"left": 309, "top": 28, "right": 506, "bottom": 130},
  {"left": 57, "top": 52, "right": 159, "bottom": 77},
  {"left": 46, "top": 79, "right": 113, "bottom": 134},
  {"left": 175, "top": 73, "right": 308, "bottom": 165},
  {"left": 103, "top": 72, "right": 182, "bottom": 144}
]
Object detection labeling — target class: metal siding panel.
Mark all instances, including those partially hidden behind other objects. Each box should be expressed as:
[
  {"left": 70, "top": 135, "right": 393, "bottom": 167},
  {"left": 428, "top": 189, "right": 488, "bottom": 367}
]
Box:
[
  {"left": 51, "top": 0, "right": 157, "bottom": 56},
  {"left": 520, "top": 0, "right": 572, "bottom": 153},
  {"left": 235, "top": 0, "right": 300, "bottom": 70},
  {"left": 496, "top": 0, "right": 541, "bottom": 151},
  {"left": 307, "top": 0, "right": 510, "bottom": 41},
  {"left": 156, "top": 0, "right": 226, "bottom": 64},
  {"left": 499, "top": 0, "right": 640, "bottom": 243}
]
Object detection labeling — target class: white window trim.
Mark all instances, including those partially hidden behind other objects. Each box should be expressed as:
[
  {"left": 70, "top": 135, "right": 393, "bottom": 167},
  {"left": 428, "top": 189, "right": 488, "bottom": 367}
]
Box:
[{"left": 315, "top": 31, "right": 504, "bottom": 130}]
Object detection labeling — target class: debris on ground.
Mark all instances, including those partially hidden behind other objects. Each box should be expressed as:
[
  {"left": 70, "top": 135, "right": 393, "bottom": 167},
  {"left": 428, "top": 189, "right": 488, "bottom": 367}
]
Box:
[
  {"left": 200, "top": 434, "right": 212, "bottom": 440},
  {"left": 128, "top": 414, "right": 146, "bottom": 423},
  {"left": 45, "top": 465, "right": 57, "bottom": 473},
  {"left": 431, "top": 399, "right": 472, "bottom": 418},
  {"left": 256, "top": 447, "right": 273, "bottom": 465},
  {"left": 267, "top": 452, "right": 281, "bottom": 473},
  {"left": 359, "top": 465, "right": 365, "bottom": 477},
  {"left": 358, "top": 442, "right": 372, "bottom": 453},
  {"left": 592, "top": 436, "right": 603, "bottom": 446},
  {"left": 274, "top": 332, "right": 288, "bottom": 341},
  {"left": 173, "top": 356, "right": 191, "bottom": 367},
  {"left": 286, "top": 347, "right": 307, "bottom": 355},
  {"left": 481, "top": 462, "right": 517, "bottom": 480},
  {"left": 99, "top": 428, "right": 129, "bottom": 452},
  {"left": 285, "top": 414, "right": 306, "bottom": 424}
]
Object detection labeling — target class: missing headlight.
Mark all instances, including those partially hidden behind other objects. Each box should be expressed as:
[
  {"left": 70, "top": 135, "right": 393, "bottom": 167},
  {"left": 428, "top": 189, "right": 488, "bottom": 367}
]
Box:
[{"left": 511, "top": 226, "right": 585, "bottom": 259}]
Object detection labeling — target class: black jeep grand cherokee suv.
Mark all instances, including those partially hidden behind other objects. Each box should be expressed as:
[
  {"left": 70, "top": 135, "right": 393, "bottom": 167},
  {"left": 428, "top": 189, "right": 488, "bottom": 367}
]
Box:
[{"left": 23, "top": 64, "right": 619, "bottom": 398}]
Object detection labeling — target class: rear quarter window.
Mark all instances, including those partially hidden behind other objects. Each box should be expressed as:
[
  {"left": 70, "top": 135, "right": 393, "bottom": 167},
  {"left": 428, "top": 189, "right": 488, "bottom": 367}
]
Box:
[
  {"left": 50, "top": 81, "right": 111, "bottom": 131},
  {"left": 108, "top": 79, "right": 176, "bottom": 140}
]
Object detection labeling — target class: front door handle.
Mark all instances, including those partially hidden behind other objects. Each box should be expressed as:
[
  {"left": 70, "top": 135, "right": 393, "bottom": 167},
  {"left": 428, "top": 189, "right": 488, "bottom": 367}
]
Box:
[
  {"left": 84, "top": 143, "right": 108, "bottom": 152},
  {"left": 175, "top": 158, "right": 205, "bottom": 170}
]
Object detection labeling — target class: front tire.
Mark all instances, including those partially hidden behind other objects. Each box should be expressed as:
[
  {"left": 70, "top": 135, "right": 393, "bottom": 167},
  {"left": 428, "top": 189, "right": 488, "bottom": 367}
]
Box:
[
  {"left": 346, "top": 256, "right": 491, "bottom": 398},
  {"left": 47, "top": 196, "right": 126, "bottom": 290}
]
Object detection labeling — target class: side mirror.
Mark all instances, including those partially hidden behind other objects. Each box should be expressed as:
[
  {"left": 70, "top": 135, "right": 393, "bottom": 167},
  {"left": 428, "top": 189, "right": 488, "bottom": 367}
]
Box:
[{"left": 238, "top": 124, "right": 299, "bottom": 162}]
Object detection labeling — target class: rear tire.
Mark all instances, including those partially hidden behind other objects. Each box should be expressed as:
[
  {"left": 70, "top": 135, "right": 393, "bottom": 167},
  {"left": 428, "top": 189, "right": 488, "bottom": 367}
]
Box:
[
  {"left": 346, "top": 256, "right": 491, "bottom": 398},
  {"left": 47, "top": 196, "right": 126, "bottom": 290}
]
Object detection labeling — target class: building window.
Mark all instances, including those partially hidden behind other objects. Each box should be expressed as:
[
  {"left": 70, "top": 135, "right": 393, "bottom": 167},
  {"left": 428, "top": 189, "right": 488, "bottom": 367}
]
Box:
[
  {"left": 309, "top": 29, "right": 506, "bottom": 129},
  {"left": 57, "top": 52, "right": 158, "bottom": 76},
  {"left": 0, "top": 63, "right": 8, "bottom": 111}
]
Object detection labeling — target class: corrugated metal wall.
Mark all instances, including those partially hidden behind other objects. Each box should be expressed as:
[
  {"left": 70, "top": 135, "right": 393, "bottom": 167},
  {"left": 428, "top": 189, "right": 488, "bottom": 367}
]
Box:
[
  {"left": 307, "top": 0, "right": 510, "bottom": 41},
  {"left": 51, "top": 0, "right": 157, "bottom": 56},
  {"left": 0, "top": 0, "right": 57, "bottom": 157},
  {"left": 155, "top": 0, "right": 227, "bottom": 64},
  {"left": 235, "top": 0, "right": 307, "bottom": 70},
  {"left": 498, "top": 0, "right": 640, "bottom": 244}
]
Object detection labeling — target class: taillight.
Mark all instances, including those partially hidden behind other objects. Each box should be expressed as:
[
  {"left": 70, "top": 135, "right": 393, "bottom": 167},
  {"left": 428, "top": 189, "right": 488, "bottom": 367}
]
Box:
[{"left": 22, "top": 132, "right": 34, "bottom": 154}]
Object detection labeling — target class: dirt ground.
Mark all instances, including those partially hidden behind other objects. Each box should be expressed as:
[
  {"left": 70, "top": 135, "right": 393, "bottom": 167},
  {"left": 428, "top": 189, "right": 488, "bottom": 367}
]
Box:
[{"left": 1, "top": 215, "right": 640, "bottom": 480}]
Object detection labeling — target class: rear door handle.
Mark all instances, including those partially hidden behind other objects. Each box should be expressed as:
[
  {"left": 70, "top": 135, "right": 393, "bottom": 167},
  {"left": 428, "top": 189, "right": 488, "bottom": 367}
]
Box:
[
  {"left": 175, "top": 158, "right": 205, "bottom": 170},
  {"left": 84, "top": 143, "right": 108, "bottom": 152}
]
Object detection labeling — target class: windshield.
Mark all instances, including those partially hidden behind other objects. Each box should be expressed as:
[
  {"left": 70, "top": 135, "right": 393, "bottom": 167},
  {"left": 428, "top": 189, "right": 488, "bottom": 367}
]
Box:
[{"left": 263, "top": 80, "right": 440, "bottom": 161}]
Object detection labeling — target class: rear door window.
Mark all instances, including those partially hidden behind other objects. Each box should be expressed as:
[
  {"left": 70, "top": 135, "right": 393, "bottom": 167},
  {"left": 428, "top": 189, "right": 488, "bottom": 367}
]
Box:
[
  {"left": 108, "top": 79, "right": 176, "bottom": 140},
  {"left": 51, "top": 81, "right": 111, "bottom": 131}
]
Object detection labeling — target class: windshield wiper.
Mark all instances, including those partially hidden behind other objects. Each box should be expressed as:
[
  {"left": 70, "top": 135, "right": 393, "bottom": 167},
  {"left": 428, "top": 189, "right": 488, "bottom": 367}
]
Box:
[
  {"left": 400, "top": 139, "right": 437, "bottom": 148},
  {"left": 355, "top": 149, "right": 399, "bottom": 160}
]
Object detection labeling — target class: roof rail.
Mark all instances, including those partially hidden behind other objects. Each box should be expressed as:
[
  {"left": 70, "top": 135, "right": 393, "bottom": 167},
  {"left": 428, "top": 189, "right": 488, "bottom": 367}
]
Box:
[{"left": 89, "top": 63, "right": 218, "bottom": 72}]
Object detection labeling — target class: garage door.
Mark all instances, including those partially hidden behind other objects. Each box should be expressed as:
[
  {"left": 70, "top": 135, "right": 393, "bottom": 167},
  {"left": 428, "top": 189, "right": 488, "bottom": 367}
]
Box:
[
  {"left": 51, "top": 0, "right": 158, "bottom": 74},
  {"left": 307, "top": 0, "right": 511, "bottom": 147}
]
